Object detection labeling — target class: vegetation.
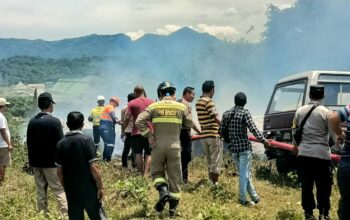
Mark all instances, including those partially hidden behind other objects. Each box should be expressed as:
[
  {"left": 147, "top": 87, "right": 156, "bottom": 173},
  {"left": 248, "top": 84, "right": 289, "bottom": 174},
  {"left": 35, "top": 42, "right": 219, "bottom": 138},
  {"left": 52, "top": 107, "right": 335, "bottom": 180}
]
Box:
[
  {"left": 0, "top": 96, "right": 342, "bottom": 219},
  {"left": 0, "top": 56, "right": 104, "bottom": 85}
]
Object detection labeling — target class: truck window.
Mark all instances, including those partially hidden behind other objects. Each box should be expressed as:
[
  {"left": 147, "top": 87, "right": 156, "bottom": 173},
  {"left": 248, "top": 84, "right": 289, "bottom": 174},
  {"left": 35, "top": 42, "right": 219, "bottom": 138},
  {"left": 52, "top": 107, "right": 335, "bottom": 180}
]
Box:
[
  {"left": 268, "top": 81, "right": 305, "bottom": 114},
  {"left": 319, "top": 83, "right": 350, "bottom": 106}
]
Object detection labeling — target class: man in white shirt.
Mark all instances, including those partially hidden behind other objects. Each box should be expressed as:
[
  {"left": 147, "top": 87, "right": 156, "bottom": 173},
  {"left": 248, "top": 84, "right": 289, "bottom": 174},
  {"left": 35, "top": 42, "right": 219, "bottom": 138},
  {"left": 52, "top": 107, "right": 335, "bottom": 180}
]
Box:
[{"left": 0, "top": 98, "right": 12, "bottom": 182}]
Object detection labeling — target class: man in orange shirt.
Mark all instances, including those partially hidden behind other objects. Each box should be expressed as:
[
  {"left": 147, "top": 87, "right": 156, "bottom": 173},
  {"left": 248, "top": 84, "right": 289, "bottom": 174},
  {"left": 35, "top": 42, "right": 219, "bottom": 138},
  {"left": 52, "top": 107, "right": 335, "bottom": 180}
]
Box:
[{"left": 99, "top": 96, "right": 121, "bottom": 162}]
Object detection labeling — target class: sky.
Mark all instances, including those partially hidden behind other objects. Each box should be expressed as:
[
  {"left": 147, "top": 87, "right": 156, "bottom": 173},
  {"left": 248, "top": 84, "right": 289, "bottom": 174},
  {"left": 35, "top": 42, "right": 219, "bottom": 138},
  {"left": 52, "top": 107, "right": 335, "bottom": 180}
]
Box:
[{"left": 0, "top": 0, "right": 296, "bottom": 42}]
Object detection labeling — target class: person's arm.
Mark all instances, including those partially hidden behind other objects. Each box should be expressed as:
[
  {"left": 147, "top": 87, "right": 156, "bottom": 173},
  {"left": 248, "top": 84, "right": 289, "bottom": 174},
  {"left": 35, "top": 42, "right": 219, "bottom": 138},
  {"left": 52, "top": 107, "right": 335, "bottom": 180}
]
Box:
[
  {"left": 90, "top": 162, "right": 104, "bottom": 200},
  {"left": 206, "top": 100, "right": 221, "bottom": 125},
  {"left": 88, "top": 109, "right": 93, "bottom": 122},
  {"left": 245, "top": 110, "right": 270, "bottom": 148},
  {"left": 0, "top": 129, "right": 12, "bottom": 152},
  {"left": 0, "top": 116, "right": 12, "bottom": 152},
  {"left": 57, "top": 167, "right": 64, "bottom": 186},
  {"left": 83, "top": 136, "right": 104, "bottom": 200},
  {"left": 135, "top": 108, "right": 154, "bottom": 147},
  {"left": 219, "top": 112, "right": 228, "bottom": 137},
  {"left": 135, "top": 108, "right": 152, "bottom": 137},
  {"left": 182, "top": 108, "right": 193, "bottom": 130},
  {"left": 122, "top": 108, "right": 132, "bottom": 130},
  {"left": 329, "top": 110, "right": 346, "bottom": 145},
  {"left": 192, "top": 123, "right": 201, "bottom": 134},
  {"left": 120, "top": 108, "right": 126, "bottom": 138}
]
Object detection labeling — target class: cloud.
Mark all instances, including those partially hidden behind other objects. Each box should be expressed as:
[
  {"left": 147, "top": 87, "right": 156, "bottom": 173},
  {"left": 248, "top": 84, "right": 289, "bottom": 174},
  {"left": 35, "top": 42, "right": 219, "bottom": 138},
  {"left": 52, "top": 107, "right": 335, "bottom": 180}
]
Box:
[
  {"left": 125, "top": 30, "right": 145, "bottom": 40},
  {"left": 193, "top": 24, "right": 239, "bottom": 40},
  {"left": 223, "top": 7, "right": 237, "bottom": 17},
  {"left": 156, "top": 24, "right": 182, "bottom": 35}
]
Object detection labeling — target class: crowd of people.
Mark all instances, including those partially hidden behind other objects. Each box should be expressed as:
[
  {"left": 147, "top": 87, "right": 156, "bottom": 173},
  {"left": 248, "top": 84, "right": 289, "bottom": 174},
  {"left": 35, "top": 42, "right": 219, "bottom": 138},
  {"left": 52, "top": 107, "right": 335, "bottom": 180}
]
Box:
[{"left": 0, "top": 81, "right": 349, "bottom": 220}]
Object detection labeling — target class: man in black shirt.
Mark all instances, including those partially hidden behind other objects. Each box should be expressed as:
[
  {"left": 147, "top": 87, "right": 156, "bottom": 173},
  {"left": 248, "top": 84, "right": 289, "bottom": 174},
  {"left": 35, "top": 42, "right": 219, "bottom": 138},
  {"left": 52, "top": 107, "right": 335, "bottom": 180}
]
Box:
[
  {"left": 56, "top": 111, "right": 104, "bottom": 220},
  {"left": 26, "top": 92, "right": 67, "bottom": 214}
]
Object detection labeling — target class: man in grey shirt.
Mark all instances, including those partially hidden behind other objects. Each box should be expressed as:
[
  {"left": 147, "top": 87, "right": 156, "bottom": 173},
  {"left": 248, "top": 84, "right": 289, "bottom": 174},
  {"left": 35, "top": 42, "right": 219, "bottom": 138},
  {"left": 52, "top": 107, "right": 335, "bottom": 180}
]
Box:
[{"left": 292, "top": 85, "right": 332, "bottom": 220}]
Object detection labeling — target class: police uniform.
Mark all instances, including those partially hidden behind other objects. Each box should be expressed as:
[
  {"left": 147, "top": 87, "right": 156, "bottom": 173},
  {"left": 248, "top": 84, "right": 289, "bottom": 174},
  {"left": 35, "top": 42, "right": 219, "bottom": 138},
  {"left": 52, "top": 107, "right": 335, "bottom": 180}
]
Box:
[{"left": 136, "top": 95, "right": 192, "bottom": 215}]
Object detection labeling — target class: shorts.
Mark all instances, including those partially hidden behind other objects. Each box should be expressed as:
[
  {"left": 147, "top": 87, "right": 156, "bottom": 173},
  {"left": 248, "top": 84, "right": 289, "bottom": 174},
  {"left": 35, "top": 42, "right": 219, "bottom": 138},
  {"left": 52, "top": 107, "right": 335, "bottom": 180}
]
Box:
[
  {"left": 131, "top": 134, "right": 152, "bottom": 155},
  {"left": 200, "top": 137, "right": 223, "bottom": 174},
  {"left": 0, "top": 148, "right": 11, "bottom": 166}
]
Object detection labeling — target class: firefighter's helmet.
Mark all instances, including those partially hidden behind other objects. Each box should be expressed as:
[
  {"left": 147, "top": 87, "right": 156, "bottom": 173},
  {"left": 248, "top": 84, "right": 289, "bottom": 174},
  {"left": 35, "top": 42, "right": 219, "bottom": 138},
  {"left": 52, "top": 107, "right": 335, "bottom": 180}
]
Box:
[{"left": 157, "top": 81, "right": 176, "bottom": 98}]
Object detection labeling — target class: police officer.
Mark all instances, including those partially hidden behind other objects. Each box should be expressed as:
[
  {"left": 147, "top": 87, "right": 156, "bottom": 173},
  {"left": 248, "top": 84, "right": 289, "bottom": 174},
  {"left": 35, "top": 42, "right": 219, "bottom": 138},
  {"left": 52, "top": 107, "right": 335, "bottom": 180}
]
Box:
[{"left": 136, "top": 81, "right": 192, "bottom": 217}]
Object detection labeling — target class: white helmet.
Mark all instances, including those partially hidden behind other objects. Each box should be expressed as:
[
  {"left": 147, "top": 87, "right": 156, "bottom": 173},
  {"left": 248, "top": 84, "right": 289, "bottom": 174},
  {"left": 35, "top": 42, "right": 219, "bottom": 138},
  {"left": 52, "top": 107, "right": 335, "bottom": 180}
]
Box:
[{"left": 97, "top": 95, "right": 105, "bottom": 101}]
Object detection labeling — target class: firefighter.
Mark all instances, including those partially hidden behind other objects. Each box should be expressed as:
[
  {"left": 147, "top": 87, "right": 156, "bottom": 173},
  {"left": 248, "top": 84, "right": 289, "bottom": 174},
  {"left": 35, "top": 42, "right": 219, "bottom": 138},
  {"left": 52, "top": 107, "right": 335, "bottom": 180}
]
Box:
[
  {"left": 99, "top": 96, "right": 121, "bottom": 161},
  {"left": 135, "top": 81, "right": 192, "bottom": 217}
]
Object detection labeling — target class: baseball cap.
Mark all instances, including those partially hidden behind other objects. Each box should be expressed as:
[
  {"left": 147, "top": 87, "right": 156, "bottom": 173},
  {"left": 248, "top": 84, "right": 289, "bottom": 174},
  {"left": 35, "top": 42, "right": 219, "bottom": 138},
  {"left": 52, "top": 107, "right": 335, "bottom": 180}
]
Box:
[
  {"left": 0, "top": 98, "right": 11, "bottom": 106},
  {"left": 97, "top": 95, "right": 105, "bottom": 101},
  {"left": 38, "top": 92, "right": 55, "bottom": 104}
]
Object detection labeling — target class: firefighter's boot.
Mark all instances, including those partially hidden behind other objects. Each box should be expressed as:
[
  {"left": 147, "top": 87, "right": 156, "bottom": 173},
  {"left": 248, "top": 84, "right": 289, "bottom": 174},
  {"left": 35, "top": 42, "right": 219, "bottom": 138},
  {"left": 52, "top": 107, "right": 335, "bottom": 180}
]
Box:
[
  {"left": 169, "top": 198, "right": 179, "bottom": 217},
  {"left": 154, "top": 183, "right": 169, "bottom": 212}
]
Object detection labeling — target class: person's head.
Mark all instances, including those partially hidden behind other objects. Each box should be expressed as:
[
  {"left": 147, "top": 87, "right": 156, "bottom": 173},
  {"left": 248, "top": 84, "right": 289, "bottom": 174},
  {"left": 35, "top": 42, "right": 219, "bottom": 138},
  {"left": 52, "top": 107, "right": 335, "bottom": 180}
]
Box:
[
  {"left": 309, "top": 85, "right": 325, "bottom": 100},
  {"left": 157, "top": 81, "right": 176, "bottom": 100},
  {"left": 234, "top": 92, "right": 247, "bottom": 107},
  {"left": 127, "top": 93, "right": 136, "bottom": 103},
  {"left": 97, "top": 95, "right": 105, "bottom": 106},
  {"left": 134, "top": 85, "right": 145, "bottom": 98},
  {"left": 0, "top": 98, "right": 10, "bottom": 112},
  {"left": 109, "top": 96, "right": 120, "bottom": 107},
  {"left": 66, "top": 111, "right": 84, "bottom": 131},
  {"left": 202, "top": 80, "right": 215, "bottom": 98},
  {"left": 38, "top": 92, "right": 55, "bottom": 112},
  {"left": 182, "top": 87, "right": 195, "bottom": 102}
]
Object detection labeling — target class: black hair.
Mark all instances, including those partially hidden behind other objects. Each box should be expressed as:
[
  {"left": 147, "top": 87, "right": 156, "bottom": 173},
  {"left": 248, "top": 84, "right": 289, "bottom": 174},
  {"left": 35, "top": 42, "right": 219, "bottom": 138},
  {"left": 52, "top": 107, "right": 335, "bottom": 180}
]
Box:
[
  {"left": 38, "top": 101, "right": 51, "bottom": 110},
  {"left": 202, "top": 81, "right": 214, "bottom": 93},
  {"left": 182, "top": 87, "right": 195, "bottom": 96},
  {"left": 234, "top": 92, "right": 247, "bottom": 107},
  {"left": 127, "top": 93, "right": 136, "bottom": 102},
  {"left": 66, "top": 111, "right": 84, "bottom": 130}
]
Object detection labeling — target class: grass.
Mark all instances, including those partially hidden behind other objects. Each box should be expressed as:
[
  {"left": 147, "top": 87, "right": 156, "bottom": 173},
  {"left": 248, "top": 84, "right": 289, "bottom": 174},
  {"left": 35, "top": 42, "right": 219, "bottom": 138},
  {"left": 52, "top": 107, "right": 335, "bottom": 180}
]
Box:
[{"left": 0, "top": 145, "right": 341, "bottom": 220}]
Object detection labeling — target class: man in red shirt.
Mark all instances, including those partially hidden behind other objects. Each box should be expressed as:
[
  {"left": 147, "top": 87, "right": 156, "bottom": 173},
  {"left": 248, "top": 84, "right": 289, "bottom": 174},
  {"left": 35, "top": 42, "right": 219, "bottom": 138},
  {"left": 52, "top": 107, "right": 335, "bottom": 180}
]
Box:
[{"left": 123, "top": 85, "right": 154, "bottom": 175}]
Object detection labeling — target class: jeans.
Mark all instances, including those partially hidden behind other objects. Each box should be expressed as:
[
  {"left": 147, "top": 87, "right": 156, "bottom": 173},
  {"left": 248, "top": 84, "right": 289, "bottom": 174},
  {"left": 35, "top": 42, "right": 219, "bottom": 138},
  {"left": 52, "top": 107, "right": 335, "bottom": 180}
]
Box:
[
  {"left": 232, "top": 150, "right": 258, "bottom": 202},
  {"left": 92, "top": 126, "right": 101, "bottom": 148},
  {"left": 337, "top": 161, "right": 350, "bottom": 220},
  {"left": 99, "top": 121, "right": 115, "bottom": 161},
  {"left": 298, "top": 156, "right": 333, "bottom": 216}
]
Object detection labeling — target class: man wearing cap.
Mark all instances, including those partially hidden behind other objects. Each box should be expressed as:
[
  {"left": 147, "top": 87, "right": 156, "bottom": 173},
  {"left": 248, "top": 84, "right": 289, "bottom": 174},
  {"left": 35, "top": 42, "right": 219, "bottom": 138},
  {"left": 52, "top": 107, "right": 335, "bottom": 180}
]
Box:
[
  {"left": 88, "top": 95, "right": 105, "bottom": 150},
  {"left": 26, "top": 92, "right": 67, "bottom": 214},
  {"left": 0, "top": 98, "right": 12, "bottom": 182},
  {"left": 292, "top": 85, "right": 333, "bottom": 220},
  {"left": 99, "top": 96, "right": 121, "bottom": 161},
  {"left": 220, "top": 92, "right": 270, "bottom": 206}
]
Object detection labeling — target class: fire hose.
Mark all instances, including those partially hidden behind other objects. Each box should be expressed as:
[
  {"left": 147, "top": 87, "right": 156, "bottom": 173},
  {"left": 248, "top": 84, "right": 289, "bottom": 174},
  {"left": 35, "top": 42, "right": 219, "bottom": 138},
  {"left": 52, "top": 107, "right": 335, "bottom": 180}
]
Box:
[{"left": 191, "top": 135, "right": 341, "bottom": 162}]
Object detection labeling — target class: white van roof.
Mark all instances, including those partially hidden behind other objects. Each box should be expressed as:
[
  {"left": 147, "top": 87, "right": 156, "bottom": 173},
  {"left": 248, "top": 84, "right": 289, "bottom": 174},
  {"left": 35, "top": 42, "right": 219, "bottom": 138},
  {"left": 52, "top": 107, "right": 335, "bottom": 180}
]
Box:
[{"left": 277, "top": 70, "right": 350, "bottom": 84}]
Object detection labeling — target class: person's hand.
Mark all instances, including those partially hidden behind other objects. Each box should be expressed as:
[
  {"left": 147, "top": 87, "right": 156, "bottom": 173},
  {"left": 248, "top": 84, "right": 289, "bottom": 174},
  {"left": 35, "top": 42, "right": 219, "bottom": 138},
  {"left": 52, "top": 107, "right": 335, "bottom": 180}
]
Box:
[
  {"left": 148, "top": 134, "right": 156, "bottom": 148},
  {"left": 117, "top": 120, "right": 122, "bottom": 125},
  {"left": 120, "top": 132, "right": 125, "bottom": 140},
  {"left": 292, "top": 145, "right": 298, "bottom": 156},
  {"left": 336, "top": 131, "right": 346, "bottom": 146},
  {"left": 97, "top": 188, "right": 105, "bottom": 201},
  {"left": 8, "top": 144, "right": 13, "bottom": 152},
  {"left": 263, "top": 139, "right": 271, "bottom": 149}
]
